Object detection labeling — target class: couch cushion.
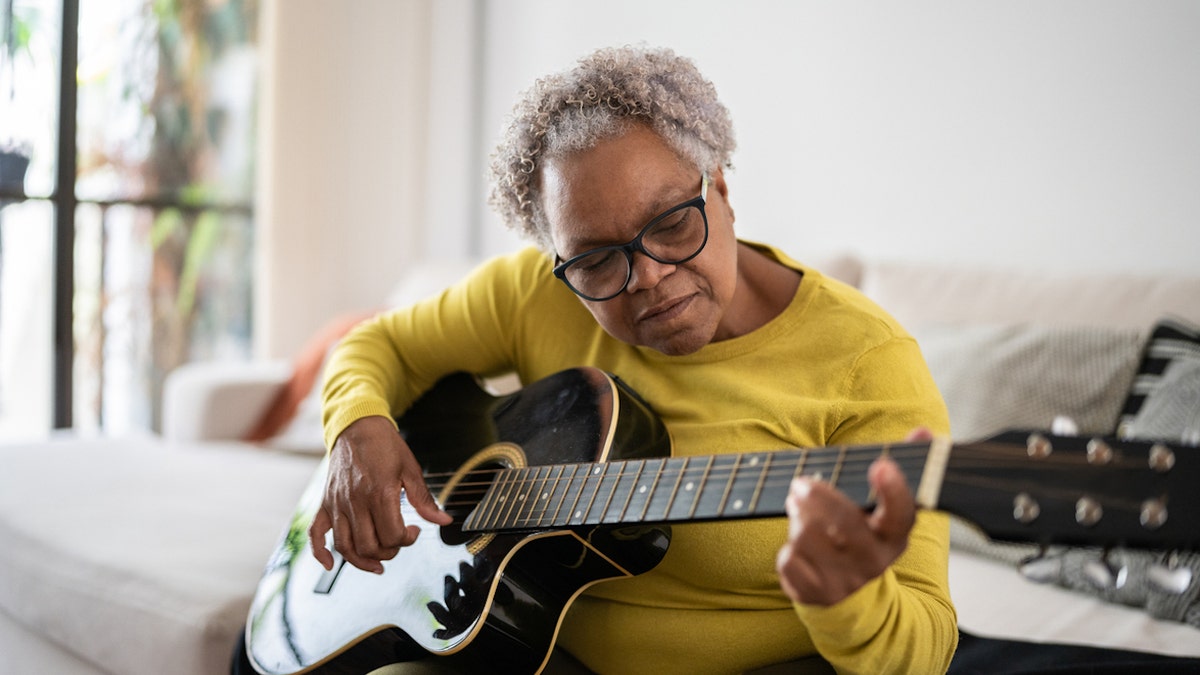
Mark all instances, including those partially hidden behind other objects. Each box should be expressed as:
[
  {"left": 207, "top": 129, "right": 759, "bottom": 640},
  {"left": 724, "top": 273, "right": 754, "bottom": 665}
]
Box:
[
  {"left": 862, "top": 261, "right": 1200, "bottom": 329},
  {"left": 0, "top": 604, "right": 107, "bottom": 675},
  {"left": 911, "top": 323, "right": 1146, "bottom": 442},
  {"left": 162, "top": 361, "right": 292, "bottom": 442},
  {"left": 0, "top": 435, "right": 320, "bottom": 675}
]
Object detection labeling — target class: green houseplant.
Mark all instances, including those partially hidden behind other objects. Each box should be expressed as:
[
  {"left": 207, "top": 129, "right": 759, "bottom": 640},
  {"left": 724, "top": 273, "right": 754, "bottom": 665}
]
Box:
[{"left": 0, "top": 0, "right": 33, "bottom": 195}]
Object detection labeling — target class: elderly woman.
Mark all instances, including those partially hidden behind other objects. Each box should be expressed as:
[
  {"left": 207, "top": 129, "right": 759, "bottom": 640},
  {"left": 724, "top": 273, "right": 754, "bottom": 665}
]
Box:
[{"left": 312, "top": 46, "right": 957, "bottom": 674}]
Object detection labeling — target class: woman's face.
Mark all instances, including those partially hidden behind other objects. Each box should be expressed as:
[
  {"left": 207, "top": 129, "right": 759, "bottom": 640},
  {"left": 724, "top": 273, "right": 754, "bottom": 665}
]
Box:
[{"left": 542, "top": 125, "right": 739, "bottom": 356}]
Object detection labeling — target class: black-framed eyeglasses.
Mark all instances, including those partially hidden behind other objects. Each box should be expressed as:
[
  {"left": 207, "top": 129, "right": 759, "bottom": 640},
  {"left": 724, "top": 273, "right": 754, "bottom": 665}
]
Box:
[{"left": 552, "top": 174, "right": 710, "bottom": 302}]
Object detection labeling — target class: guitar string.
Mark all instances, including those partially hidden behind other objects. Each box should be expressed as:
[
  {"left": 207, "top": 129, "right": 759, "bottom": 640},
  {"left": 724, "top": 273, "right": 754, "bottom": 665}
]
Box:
[
  {"left": 422, "top": 444, "right": 1151, "bottom": 496},
  {"left": 423, "top": 447, "right": 1148, "bottom": 501},
  {"left": 431, "top": 449, "right": 900, "bottom": 496},
  {"left": 414, "top": 445, "right": 1156, "bottom": 522}
]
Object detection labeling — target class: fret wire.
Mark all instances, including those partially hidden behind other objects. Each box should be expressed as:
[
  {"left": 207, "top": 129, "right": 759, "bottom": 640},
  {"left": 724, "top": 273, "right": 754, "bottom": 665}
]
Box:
[
  {"left": 538, "top": 465, "right": 558, "bottom": 524},
  {"left": 747, "top": 451, "right": 774, "bottom": 514},
  {"left": 551, "top": 464, "right": 581, "bottom": 527},
  {"left": 591, "top": 461, "right": 622, "bottom": 525},
  {"left": 686, "top": 455, "right": 716, "bottom": 520},
  {"left": 661, "top": 456, "right": 690, "bottom": 521},
  {"left": 523, "top": 465, "right": 553, "bottom": 527},
  {"left": 496, "top": 468, "right": 526, "bottom": 529},
  {"left": 552, "top": 466, "right": 571, "bottom": 523},
  {"left": 636, "top": 457, "right": 666, "bottom": 523},
  {"left": 510, "top": 467, "right": 536, "bottom": 527},
  {"left": 479, "top": 468, "right": 513, "bottom": 531},
  {"left": 792, "top": 448, "right": 809, "bottom": 481},
  {"left": 613, "top": 459, "right": 645, "bottom": 524},
  {"left": 830, "top": 445, "right": 847, "bottom": 488},
  {"left": 482, "top": 466, "right": 511, "bottom": 528},
  {"left": 508, "top": 466, "right": 528, "bottom": 523},
  {"left": 571, "top": 461, "right": 600, "bottom": 526},
  {"left": 517, "top": 467, "right": 542, "bottom": 525},
  {"left": 728, "top": 452, "right": 764, "bottom": 517},
  {"left": 765, "top": 452, "right": 800, "bottom": 516},
  {"left": 563, "top": 464, "right": 593, "bottom": 526},
  {"left": 536, "top": 464, "right": 565, "bottom": 527},
  {"left": 577, "top": 463, "right": 609, "bottom": 525},
  {"left": 715, "top": 453, "right": 743, "bottom": 517}
]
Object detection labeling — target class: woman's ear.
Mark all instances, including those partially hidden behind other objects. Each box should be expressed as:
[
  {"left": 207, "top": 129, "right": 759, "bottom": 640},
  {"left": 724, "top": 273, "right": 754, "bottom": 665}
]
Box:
[{"left": 709, "top": 167, "right": 735, "bottom": 224}]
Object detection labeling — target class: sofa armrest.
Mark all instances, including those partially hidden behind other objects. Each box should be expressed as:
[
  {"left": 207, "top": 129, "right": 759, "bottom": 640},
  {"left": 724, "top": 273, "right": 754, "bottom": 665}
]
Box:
[{"left": 161, "top": 360, "right": 292, "bottom": 442}]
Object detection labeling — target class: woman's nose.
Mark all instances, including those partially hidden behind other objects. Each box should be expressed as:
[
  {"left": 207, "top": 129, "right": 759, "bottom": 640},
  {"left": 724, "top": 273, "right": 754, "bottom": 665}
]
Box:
[{"left": 625, "top": 252, "right": 675, "bottom": 293}]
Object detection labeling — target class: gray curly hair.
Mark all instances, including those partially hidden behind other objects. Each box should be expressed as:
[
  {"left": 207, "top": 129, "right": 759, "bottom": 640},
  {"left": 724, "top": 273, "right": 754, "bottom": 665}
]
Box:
[{"left": 488, "top": 45, "right": 737, "bottom": 251}]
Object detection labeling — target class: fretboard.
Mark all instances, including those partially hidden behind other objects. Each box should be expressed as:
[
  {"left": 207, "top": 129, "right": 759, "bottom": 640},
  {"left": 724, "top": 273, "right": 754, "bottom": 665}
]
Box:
[{"left": 461, "top": 442, "right": 943, "bottom": 533}]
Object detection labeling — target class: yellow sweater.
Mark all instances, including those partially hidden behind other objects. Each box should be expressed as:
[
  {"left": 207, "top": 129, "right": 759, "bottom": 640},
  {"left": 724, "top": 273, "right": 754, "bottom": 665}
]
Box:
[{"left": 322, "top": 243, "right": 957, "bottom": 674}]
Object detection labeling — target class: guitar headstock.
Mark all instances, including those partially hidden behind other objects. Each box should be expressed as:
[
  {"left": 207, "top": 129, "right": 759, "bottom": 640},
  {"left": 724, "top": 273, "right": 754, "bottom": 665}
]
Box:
[{"left": 940, "top": 430, "right": 1198, "bottom": 552}]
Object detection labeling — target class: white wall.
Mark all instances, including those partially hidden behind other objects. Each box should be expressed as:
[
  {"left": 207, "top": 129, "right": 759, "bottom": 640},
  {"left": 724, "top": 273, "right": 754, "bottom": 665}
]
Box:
[
  {"left": 462, "top": 0, "right": 1200, "bottom": 272},
  {"left": 258, "top": 0, "right": 1200, "bottom": 356},
  {"left": 256, "top": 0, "right": 432, "bottom": 358}
]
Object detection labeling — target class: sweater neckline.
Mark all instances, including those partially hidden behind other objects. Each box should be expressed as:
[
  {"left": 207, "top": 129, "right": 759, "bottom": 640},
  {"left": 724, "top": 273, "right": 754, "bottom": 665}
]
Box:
[{"left": 636, "top": 243, "right": 819, "bottom": 365}]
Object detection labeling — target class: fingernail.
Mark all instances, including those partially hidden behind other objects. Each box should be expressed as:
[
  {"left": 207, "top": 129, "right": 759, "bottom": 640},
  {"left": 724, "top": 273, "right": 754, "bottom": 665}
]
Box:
[{"left": 791, "top": 478, "right": 811, "bottom": 498}]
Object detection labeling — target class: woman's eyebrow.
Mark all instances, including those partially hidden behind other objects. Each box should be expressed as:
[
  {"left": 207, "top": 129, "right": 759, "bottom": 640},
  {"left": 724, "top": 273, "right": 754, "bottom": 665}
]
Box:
[{"left": 560, "top": 178, "right": 698, "bottom": 253}]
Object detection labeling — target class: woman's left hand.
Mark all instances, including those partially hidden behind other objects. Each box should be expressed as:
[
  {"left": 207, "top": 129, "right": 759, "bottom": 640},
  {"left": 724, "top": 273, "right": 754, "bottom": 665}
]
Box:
[{"left": 775, "top": 428, "right": 932, "bottom": 606}]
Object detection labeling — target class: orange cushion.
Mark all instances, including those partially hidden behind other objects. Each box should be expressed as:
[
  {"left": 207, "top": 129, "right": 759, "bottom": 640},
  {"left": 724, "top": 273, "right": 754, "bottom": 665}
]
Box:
[{"left": 242, "top": 311, "right": 376, "bottom": 443}]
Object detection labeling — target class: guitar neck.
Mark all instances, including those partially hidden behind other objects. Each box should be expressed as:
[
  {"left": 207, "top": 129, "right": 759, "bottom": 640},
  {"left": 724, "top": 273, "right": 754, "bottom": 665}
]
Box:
[{"left": 462, "top": 441, "right": 949, "bottom": 533}]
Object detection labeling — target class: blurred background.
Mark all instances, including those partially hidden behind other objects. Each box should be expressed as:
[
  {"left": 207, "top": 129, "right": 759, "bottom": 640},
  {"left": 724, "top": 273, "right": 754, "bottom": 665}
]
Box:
[
  {"left": 1, "top": 0, "right": 255, "bottom": 439},
  {"left": 1, "top": 0, "right": 1197, "bottom": 441}
]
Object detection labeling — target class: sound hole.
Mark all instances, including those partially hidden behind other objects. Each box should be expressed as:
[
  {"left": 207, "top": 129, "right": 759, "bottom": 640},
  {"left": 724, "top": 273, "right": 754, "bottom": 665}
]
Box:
[{"left": 439, "top": 462, "right": 506, "bottom": 547}]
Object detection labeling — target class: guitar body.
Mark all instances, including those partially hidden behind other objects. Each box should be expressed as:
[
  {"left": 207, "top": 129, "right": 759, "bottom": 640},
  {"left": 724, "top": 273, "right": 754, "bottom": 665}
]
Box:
[{"left": 245, "top": 368, "right": 673, "bottom": 675}]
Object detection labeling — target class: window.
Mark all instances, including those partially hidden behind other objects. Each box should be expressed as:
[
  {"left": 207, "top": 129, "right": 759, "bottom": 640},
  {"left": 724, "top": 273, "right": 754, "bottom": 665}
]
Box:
[{"left": 0, "top": 0, "right": 257, "bottom": 439}]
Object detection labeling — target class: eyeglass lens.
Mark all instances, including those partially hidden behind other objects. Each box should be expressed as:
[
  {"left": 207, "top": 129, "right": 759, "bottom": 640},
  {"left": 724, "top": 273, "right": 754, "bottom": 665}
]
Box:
[{"left": 563, "top": 204, "right": 707, "bottom": 300}]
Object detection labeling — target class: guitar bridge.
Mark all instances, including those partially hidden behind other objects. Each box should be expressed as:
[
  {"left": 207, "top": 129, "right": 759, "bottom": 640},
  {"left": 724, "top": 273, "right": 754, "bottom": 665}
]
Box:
[{"left": 313, "top": 550, "right": 347, "bottom": 594}]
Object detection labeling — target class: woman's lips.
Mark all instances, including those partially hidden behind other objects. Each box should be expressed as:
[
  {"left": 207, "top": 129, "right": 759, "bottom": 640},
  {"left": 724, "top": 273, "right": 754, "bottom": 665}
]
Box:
[{"left": 638, "top": 294, "right": 695, "bottom": 324}]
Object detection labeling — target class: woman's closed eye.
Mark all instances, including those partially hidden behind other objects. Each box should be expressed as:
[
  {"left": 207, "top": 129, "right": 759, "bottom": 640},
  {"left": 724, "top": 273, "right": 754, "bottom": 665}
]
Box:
[{"left": 576, "top": 249, "right": 619, "bottom": 274}]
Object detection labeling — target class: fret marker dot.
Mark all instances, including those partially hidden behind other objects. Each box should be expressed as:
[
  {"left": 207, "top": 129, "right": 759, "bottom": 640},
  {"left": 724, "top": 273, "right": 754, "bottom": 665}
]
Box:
[
  {"left": 733, "top": 499, "right": 744, "bottom": 510},
  {"left": 748, "top": 457, "right": 759, "bottom": 466},
  {"left": 685, "top": 481, "right": 695, "bottom": 491},
  {"left": 593, "top": 467, "right": 602, "bottom": 474},
  {"left": 542, "top": 492, "right": 549, "bottom": 500},
  {"left": 638, "top": 485, "right": 647, "bottom": 493},
  {"left": 574, "top": 510, "right": 582, "bottom": 519}
]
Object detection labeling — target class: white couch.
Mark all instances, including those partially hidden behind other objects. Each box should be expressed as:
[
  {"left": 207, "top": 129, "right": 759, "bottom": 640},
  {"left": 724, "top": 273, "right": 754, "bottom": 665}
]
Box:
[{"left": 2, "top": 255, "right": 1198, "bottom": 674}]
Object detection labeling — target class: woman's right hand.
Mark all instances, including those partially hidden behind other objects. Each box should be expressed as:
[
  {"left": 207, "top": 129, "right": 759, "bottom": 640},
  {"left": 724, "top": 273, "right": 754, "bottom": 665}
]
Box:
[{"left": 308, "top": 415, "right": 452, "bottom": 574}]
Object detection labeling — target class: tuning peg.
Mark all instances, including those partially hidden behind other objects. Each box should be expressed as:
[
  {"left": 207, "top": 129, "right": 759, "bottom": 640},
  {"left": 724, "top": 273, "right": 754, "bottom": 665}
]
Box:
[
  {"left": 1147, "top": 553, "right": 1194, "bottom": 595},
  {"left": 1149, "top": 443, "right": 1176, "bottom": 473},
  {"left": 1140, "top": 497, "right": 1169, "bottom": 530},
  {"left": 1018, "top": 549, "right": 1063, "bottom": 584},
  {"left": 1083, "top": 552, "right": 1128, "bottom": 591},
  {"left": 1086, "top": 439, "right": 1114, "bottom": 465}
]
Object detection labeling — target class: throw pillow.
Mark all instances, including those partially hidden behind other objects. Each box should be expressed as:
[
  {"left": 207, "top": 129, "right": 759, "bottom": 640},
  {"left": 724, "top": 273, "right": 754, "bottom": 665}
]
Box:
[
  {"left": 1116, "top": 316, "right": 1200, "bottom": 445},
  {"left": 243, "top": 311, "right": 376, "bottom": 453},
  {"left": 911, "top": 323, "right": 1146, "bottom": 442}
]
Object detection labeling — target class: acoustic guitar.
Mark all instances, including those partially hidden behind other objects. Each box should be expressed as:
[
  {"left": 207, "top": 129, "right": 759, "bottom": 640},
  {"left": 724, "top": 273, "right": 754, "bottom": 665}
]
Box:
[{"left": 242, "top": 367, "right": 1198, "bottom": 674}]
